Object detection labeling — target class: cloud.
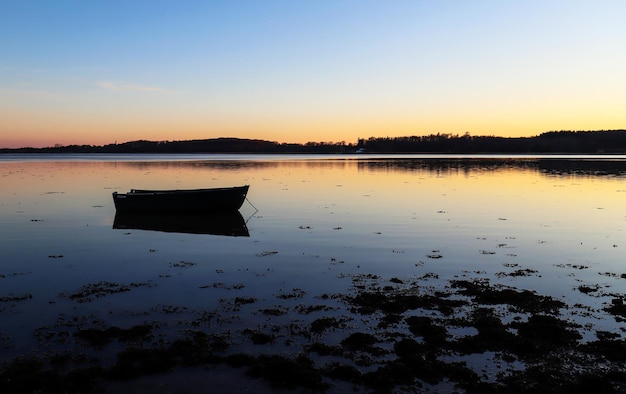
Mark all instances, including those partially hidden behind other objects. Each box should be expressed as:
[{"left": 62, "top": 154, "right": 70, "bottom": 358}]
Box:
[{"left": 97, "top": 81, "right": 168, "bottom": 93}]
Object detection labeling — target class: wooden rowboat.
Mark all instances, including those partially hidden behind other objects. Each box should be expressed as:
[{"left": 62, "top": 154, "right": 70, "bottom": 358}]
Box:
[{"left": 112, "top": 185, "right": 249, "bottom": 212}]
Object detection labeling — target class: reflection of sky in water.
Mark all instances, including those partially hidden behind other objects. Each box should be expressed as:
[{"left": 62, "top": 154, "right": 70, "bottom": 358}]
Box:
[{"left": 0, "top": 155, "right": 625, "bottom": 357}]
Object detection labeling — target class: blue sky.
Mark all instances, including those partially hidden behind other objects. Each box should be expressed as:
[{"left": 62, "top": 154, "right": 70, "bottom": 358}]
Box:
[{"left": 1, "top": 1, "right": 625, "bottom": 147}]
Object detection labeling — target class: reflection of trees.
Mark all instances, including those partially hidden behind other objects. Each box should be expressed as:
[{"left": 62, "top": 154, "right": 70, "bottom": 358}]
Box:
[
  {"left": 109, "top": 157, "right": 626, "bottom": 178},
  {"left": 537, "top": 160, "right": 626, "bottom": 178},
  {"left": 358, "top": 159, "right": 534, "bottom": 175},
  {"left": 117, "top": 160, "right": 278, "bottom": 171},
  {"left": 115, "top": 159, "right": 349, "bottom": 171},
  {"left": 357, "top": 158, "right": 626, "bottom": 179}
]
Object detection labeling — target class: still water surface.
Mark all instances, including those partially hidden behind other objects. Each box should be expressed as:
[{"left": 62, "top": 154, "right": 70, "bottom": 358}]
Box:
[{"left": 1, "top": 154, "right": 625, "bottom": 388}]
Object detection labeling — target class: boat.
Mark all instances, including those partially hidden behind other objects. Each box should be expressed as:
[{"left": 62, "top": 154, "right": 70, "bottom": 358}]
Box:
[
  {"left": 113, "top": 211, "right": 249, "bottom": 236},
  {"left": 112, "top": 185, "right": 249, "bottom": 212}
]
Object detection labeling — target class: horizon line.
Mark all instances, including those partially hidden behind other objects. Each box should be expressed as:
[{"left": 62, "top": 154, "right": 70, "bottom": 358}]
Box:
[{"left": 3, "top": 129, "right": 626, "bottom": 150}]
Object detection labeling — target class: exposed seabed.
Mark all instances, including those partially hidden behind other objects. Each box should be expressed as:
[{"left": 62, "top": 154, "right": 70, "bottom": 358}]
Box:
[{"left": 2, "top": 265, "right": 625, "bottom": 393}]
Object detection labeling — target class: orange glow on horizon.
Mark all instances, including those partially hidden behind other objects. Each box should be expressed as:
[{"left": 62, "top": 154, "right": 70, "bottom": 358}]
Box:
[{"left": 2, "top": 101, "right": 625, "bottom": 149}]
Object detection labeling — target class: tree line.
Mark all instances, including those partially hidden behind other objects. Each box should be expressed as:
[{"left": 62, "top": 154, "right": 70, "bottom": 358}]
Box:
[
  {"left": 358, "top": 130, "right": 626, "bottom": 153},
  {"left": 0, "top": 138, "right": 351, "bottom": 154},
  {"left": 2, "top": 130, "right": 626, "bottom": 154}
]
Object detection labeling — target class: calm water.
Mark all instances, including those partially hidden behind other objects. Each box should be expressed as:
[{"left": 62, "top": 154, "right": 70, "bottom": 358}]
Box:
[{"left": 1, "top": 154, "right": 625, "bottom": 387}]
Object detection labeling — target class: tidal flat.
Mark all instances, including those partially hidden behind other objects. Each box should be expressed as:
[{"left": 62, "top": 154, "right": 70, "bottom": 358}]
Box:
[{"left": 1, "top": 154, "right": 625, "bottom": 392}]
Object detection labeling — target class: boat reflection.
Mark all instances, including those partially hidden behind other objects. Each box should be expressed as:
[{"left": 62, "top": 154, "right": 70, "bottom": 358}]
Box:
[{"left": 113, "top": 211, "right": 249, "bottom": 237}]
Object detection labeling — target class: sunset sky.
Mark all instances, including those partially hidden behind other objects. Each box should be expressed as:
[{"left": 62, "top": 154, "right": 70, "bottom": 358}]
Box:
[{"left": 1, "top": 1, "right": 625, "bottom": 148}]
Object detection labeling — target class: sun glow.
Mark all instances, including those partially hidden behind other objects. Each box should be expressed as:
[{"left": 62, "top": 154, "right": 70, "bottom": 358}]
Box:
[{"left": 1, "top": 2, "right": 625, "bottom": 148}]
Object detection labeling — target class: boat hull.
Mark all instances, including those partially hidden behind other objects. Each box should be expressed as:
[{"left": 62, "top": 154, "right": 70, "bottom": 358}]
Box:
[{"left": 112, "top": 185, "right": 249, "bottom": 212}]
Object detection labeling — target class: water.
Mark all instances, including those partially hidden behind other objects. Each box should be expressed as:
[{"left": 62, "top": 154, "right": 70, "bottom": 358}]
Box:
[{"left": 1, "top": 154, "right": 625, "bottom": 390}]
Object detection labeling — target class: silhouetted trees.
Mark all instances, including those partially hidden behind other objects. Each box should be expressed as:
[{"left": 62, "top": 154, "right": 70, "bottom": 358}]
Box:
[
  {"left": 360, "top": 130, "right": 626, "bottom": 153},
  {"left": 2, "top": 130, "right": 626, "bottom": 154},
  {"left": 0, "top": 138, "right": 354, "bottom": 154}
]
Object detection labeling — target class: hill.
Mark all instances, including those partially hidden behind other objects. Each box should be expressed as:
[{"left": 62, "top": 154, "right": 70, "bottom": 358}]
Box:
[{"left": 2, "top": 130, "right": 626, "bottom": 154}]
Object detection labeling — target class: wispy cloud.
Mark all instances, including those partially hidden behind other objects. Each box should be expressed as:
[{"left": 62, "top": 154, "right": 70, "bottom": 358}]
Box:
[{"left": 97, "top": 81, "right": 168, "bottom": 93}]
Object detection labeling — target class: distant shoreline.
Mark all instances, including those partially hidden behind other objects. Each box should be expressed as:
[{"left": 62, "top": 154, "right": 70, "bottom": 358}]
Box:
[{"left": 2, "top": 130, "right": 626, "bottom": 154}]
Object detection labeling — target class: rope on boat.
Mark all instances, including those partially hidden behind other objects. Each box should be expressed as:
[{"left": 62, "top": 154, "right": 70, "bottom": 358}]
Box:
[
  {"left": 245, "top": 196, "right": 258, "bottom": 212},
  {"left": 244, "top": 197, "right": 259, "bottom": 223}
]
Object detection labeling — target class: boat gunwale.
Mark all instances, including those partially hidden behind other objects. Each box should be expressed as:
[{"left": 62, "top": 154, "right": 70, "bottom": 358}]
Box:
[{"left": 115, "top": 185, "right": 249, "bottom": 196}]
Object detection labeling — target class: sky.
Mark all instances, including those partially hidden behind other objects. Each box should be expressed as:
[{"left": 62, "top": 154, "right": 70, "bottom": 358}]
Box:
[{"left": 1, "top": 1, "right": 625, "bottom": 148}]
